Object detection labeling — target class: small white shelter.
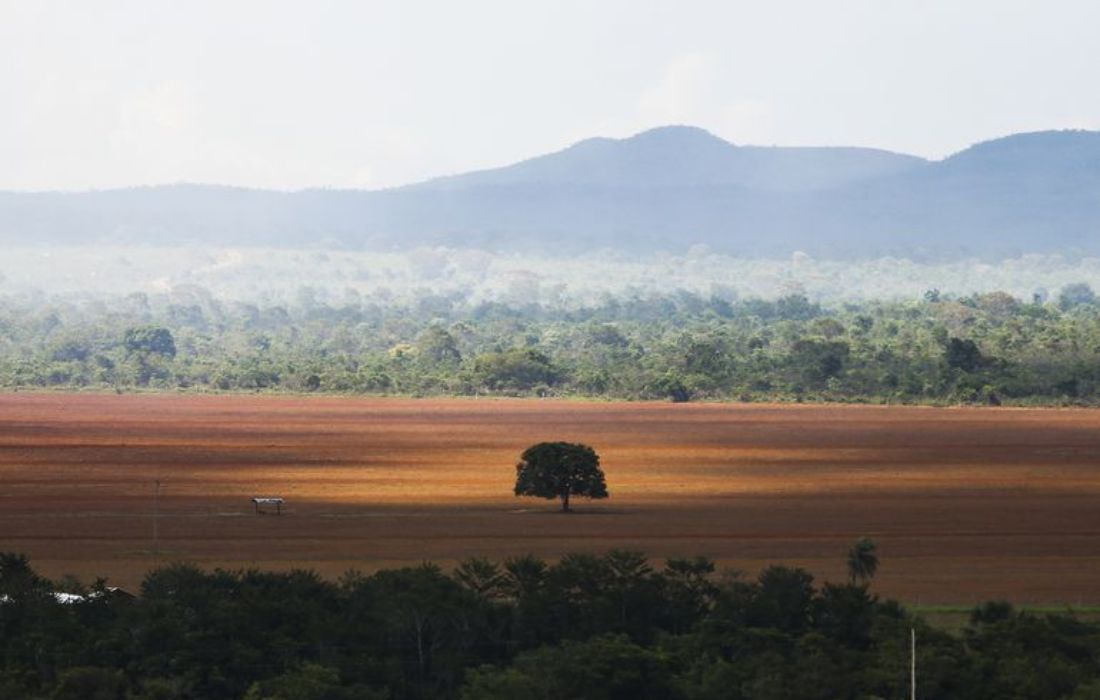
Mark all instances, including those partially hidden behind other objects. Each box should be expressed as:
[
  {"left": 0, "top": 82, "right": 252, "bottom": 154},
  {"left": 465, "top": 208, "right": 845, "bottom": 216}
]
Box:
[{"left": 251, "top": 497, "right": 285, "bottom": 515}]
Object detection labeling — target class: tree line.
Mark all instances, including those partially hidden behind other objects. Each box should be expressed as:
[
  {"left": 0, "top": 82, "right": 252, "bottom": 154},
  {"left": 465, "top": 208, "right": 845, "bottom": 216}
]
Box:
[
  {"left": 3, "top": 550, "right": 1100, "bottom": 699},
  {"left": 3, "top": 285, "right": 1100, "bottom": 404}
]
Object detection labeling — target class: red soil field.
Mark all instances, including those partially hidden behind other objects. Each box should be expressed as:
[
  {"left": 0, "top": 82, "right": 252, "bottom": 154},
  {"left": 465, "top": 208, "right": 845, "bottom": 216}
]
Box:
[{"left": 2, "top": 392, "right": 1100, "bottom": 604}]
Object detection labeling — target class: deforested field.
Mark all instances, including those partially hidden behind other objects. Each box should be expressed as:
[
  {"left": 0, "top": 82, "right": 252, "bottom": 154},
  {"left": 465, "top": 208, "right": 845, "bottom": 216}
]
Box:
[{"left": 2, "top": 392, "right": 1100, "bottom": 604}]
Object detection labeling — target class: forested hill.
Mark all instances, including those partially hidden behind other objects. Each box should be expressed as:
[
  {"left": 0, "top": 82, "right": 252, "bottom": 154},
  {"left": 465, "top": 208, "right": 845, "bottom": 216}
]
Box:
[{"left": 2, "top": 127, "right": 1100, "bottom": 259}]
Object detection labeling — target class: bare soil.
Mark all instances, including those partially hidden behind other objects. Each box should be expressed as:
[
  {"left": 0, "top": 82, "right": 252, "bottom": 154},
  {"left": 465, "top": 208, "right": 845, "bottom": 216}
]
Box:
[{"left": 2, "top": 392, "right": 1100, "bottom": 604}]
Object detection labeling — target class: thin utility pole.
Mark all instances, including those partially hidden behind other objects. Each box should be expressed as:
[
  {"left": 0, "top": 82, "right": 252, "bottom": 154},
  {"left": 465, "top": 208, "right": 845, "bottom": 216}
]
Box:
[
  {"left": 153, "top": 479, "right": 161, "bottom": 553},
  {"left": 911, "top": 627, "right": 917, "bottom": 700}
]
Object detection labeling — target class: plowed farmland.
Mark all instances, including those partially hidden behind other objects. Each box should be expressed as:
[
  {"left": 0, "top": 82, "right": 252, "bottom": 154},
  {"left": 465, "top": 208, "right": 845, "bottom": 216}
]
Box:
[{"left": 2, "top": 392, "right": 1100, "bottom": 604}]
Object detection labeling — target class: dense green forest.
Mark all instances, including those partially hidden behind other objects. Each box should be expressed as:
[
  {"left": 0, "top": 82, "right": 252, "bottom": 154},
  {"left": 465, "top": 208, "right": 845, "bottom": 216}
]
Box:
[
  {"left": 3, "top": 284, "right": 1100, "bottom": 404},
  {"left": 3, "top": 550, "right": 1100, "bottom": 700}
]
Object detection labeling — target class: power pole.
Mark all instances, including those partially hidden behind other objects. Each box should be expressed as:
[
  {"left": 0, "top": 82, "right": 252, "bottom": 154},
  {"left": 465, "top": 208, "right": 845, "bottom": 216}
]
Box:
[
  {"left": 153, "top": 479, "right": 161, "bottom": 553},
  {"left": 911, "top": 627, "right": 917, "bottom": 700}
]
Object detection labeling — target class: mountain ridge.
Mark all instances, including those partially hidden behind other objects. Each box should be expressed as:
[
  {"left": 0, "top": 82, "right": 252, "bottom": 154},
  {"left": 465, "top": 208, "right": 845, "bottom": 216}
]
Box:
[
  {"left": 1, "top": 126, "right": 1098, "bottom": 259},
  {"left": 408, "top": 125, "right": 929, "bottom": 193}
]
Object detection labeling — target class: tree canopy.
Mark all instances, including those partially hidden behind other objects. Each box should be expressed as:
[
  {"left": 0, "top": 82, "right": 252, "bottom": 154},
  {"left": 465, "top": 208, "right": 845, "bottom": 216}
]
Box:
[
  {"left": 4, "top": 550, "right": 1100, "bottom": 699},
  {"left": 122, "top": 325, "right": 176, "bottom": 358},
  {"left": 514, "top": 442, "right": 608, "bottom": 512},
  {"left": 847, "top": 537, "right": 879, "bottom": 585},
  {"left": 5, "top": 288, "right": 1100, "bottom": 405}
]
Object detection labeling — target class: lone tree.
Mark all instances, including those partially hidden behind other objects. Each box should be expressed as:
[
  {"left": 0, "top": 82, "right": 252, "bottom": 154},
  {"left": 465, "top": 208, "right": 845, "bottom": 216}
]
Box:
[
  {"left": 514, "top": 442, "right": 608, "bottom": 512},
  {"left": 847, "top": 537, "right": 879, "bottom": 585}
]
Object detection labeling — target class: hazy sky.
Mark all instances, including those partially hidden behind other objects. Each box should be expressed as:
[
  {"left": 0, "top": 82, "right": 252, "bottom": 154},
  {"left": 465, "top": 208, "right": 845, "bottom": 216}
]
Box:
[{"left": 3, "top": 0, "right": 1098, "bottom": 191}]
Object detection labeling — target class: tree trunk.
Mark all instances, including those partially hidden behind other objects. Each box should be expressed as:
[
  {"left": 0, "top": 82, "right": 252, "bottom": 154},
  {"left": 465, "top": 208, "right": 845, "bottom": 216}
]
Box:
[
  {"left": 561, "top": 491, "right": 571, "bottom": 512},
  {"left": 413, "top": 612, "right": 426, "bottom": 677}
]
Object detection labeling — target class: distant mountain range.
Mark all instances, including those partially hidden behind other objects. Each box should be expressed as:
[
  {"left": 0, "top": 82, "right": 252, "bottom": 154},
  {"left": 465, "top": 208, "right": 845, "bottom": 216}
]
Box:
[{"left": 3, "top": 126, "right": 1099, "bottom": 259}]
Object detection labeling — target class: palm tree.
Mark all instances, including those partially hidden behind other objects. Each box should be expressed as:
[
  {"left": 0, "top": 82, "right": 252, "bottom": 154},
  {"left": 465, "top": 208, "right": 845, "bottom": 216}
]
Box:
[{"left": 847, "top": 537, "right": 879, "bottom": 585}]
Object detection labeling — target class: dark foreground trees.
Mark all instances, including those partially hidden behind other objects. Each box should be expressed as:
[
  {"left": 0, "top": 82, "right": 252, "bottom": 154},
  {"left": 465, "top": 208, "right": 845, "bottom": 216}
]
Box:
[
  {"left": 3, "top": 550, "right": 1100, "bottom": 699},
  {"left": 514, "top": 442, "right": 608, "bottom": 512},
  {"left": 847, "top": 537, "right": 879, "bottom": 585}
]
